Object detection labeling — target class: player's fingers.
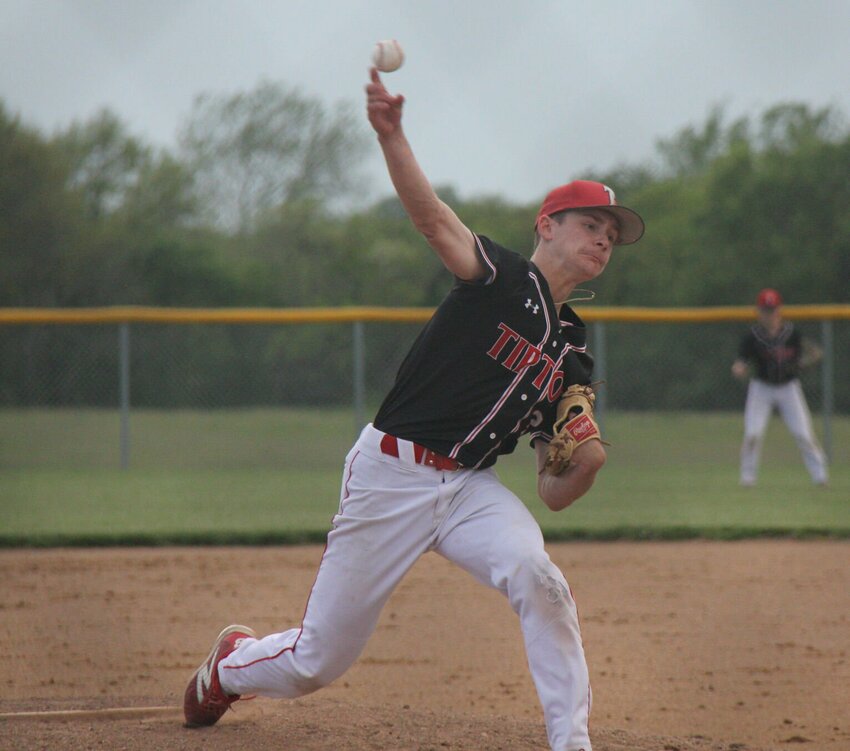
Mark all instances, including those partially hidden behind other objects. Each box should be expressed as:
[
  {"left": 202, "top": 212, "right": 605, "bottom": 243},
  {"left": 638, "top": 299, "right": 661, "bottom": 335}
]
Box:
[
  {"left": 366, "top": 94, "right": 404, "bottom": 120},
  {"left": 366, "top": 83, "right": 392, "bottom": 103},
  {"left": 366, "top": 99, "right": 391, "bottom": 123},
  {"left": 367, "top": 69, "right": 404, "bottom": 105},
  {"left": 365, "top": 72, "right": 386, "bottom": 99}
]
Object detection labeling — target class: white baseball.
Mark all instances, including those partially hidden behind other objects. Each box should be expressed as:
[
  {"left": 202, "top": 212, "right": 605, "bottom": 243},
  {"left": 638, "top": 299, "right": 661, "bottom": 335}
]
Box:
[{"left": 372, "top": 39, "right": 404, "bottom": 72}]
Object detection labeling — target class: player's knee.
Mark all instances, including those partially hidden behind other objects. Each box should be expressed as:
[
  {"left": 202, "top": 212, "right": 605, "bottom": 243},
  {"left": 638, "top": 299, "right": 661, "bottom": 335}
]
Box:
[
  {"left": 505, "top": 550, "right": 574, "bottom": 612},
  {"left": 295, "top": 663, "right": 346, "bottom": 694},
  {"left": 291, "top": 641, "right": 366, "bottom": 693},
  {"left": 497, "top": 536, "right": 546, "bottom": 579},
  {"left": 742, "top": 435, "right": 761, "bottom": 450}
]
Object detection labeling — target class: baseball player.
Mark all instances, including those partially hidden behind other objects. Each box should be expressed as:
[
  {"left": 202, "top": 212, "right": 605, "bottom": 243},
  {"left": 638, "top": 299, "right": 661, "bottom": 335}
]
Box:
[
  {"left": 183, "top": 68, "right": 645, "bottom": 751},
  {"left": 732, "top": 288, "right": 829, "bottom": 486}
]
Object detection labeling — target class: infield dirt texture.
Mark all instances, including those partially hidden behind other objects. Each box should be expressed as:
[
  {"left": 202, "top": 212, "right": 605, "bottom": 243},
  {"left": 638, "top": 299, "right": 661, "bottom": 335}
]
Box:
[{"left": 1, "top": 541, "right": 848, "bottom": 750}]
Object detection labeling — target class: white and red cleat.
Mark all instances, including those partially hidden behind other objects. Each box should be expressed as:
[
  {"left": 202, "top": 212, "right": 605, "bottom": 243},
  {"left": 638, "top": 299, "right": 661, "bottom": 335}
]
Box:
[{"left": 183, "top": 624, "right": 256, "bottom": 727}]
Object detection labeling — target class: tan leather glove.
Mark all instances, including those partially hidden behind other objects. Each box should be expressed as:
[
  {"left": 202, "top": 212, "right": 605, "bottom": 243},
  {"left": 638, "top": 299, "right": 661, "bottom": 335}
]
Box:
[{"left": 543, "top": 384, "right": 603, "bottom": 476}]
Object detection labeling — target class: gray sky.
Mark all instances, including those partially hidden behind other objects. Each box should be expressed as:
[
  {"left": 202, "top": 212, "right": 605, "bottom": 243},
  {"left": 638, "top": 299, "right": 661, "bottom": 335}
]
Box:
[{"left": 2, "top": 0, "right": 848, "bottom": 205}]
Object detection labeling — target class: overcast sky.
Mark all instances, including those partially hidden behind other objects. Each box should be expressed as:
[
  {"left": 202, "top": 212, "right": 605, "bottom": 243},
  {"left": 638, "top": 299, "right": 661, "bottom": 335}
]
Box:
[{"left": 1, "top": 0, "right": 848, "bottom": 206}]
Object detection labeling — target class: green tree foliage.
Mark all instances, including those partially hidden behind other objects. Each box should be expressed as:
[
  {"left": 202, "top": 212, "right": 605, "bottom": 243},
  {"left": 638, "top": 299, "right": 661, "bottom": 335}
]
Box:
[
  {"left": 48, "top": 111, "right": 236, "bottom": 306},
  {"left": 656, "top": 104, "right": 732, "bottom": 177},
  {"left": 121, "top": 154, "right": 199, "bottom": 232},
  {"left": 0, "top": 105, "right": 82, "bottom": 305},
  {"left": 590, "top": 103, "right": 849, "bottom": 308},
  {"left": 179, "top": 81, "right": 370, "bottom": 232},
  {"left": 53, "top": 109, "right": 149, "bottom": 220},
  {"left": 1, "top": 93, "right": 848, "bottom": 409},
  {"left": 698, "top": 104, "right": 850, "bottom": 303}
]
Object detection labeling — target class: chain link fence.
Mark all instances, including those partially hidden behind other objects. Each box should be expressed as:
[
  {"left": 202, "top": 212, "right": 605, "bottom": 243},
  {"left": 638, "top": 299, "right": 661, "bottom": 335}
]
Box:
[{"left": 2, "top": 308, "right": 846, "bottom": 470}]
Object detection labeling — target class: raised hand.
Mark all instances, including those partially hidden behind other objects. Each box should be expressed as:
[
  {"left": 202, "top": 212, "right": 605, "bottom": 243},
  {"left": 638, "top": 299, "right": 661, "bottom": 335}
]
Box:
[{"left": 365, "top": 67, "right": 405, "bottom": 139}]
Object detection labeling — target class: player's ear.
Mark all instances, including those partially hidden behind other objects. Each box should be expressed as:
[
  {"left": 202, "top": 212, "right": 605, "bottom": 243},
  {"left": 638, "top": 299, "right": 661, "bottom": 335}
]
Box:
[{"left": 536, "top": 214, "right": 555, "bottom": 240}]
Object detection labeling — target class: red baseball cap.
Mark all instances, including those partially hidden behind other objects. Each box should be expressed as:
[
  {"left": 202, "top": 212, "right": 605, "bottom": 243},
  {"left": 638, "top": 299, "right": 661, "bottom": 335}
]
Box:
[
  {"left": 756, "top": 288, "right": 783, "bottom": 308},
  {"left": 535, "top": 180, "right": 645, "bottom": 245}
]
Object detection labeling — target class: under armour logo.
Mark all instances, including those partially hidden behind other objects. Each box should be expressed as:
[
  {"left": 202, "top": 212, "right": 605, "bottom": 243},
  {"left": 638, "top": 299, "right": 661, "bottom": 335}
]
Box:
[{"left": 525, "top": 299, "right": 539, "bottom": 314}]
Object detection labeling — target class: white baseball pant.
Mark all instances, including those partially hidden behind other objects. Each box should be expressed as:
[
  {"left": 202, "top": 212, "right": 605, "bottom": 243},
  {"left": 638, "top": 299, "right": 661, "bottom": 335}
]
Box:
[
  {"left": 740, "top": 378, "right": 828, "bottom": 485},
  {"left": 219, "top": 423, "right": 592, "bottom": 751}
]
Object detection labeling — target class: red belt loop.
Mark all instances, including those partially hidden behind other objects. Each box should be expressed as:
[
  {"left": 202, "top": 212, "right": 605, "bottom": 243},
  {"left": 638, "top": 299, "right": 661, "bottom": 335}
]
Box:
[
  {"left": 379, "top": 434, "right": 459, "bottom": 471},
  {"left": 379, "top": 434, "right": 399, "bottom": 458}
]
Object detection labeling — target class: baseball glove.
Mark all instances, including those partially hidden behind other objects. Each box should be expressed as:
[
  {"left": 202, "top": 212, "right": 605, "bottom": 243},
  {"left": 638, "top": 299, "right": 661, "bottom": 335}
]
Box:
[{"left": 543, "top": 384, "right": 603, "bottom": 475}]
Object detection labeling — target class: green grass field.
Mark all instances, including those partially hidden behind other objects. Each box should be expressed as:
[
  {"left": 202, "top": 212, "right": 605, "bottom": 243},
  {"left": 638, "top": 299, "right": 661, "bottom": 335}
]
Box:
[{"left": 1, "top": 408, "right": 848, "bottom": 545}]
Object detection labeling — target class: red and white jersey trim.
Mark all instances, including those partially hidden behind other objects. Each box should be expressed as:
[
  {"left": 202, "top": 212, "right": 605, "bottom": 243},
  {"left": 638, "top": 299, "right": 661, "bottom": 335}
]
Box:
[{"left": 473, "top": 233, "right": 498, "bottom": 285}]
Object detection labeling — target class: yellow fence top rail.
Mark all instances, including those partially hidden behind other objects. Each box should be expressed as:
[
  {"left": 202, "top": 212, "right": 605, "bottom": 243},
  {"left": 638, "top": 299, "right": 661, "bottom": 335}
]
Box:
[{"left": 0, "top": 304, "right": 848, "bottom": 325}]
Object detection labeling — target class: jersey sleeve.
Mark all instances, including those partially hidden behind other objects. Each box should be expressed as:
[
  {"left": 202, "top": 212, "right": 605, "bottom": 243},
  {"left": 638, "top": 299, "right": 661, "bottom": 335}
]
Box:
[
  {"left": 528, "top": 399, "right": 560, "bottom": 446},
  {"left": 461, "top": 234, "right": 530, "bottom": 287}
]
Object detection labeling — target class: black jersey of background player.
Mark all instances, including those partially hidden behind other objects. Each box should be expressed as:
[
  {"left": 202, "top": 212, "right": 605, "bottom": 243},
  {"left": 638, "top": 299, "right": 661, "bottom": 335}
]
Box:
[
  {"left": 374, "top": 235, "right": 594, "bottom": 469},
  {"left": 737, "top": 322, "right": 802, "bottom": 384}
]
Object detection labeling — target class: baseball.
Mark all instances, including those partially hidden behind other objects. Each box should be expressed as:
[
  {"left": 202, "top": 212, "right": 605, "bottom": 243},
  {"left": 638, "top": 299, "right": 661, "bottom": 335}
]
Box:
[{"left": 372, "top": 39, "right": 404, "bottom": 72}]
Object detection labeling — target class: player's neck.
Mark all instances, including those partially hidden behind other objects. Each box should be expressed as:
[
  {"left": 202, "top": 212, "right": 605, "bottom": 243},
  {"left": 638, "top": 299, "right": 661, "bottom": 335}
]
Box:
[
  {"left": 760, "top": 319, "right": 783, "bottom": 336},
  {"left": 529, "top": 252, "right": 577, "bottom": 305}
]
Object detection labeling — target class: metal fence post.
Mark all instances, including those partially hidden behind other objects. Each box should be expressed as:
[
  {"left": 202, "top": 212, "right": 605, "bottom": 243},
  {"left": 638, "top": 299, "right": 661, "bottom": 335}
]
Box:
[
  {"left": 821, "top": 319, "right": 834, "bottom": 462},
  {"left": 353, "top": 320, "right": 366, "bottom": 438},
  {"left": 592, "top": 321, "right": 607, "bottom": 429},
  {"left": 119, "top": 322, "right": 131, "bottom": 470}
]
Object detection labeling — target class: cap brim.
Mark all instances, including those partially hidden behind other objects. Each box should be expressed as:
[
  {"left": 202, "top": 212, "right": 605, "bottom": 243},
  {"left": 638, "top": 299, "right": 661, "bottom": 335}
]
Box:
[{"left": 592, "top": 206, "right": 645, "bottom": 245}]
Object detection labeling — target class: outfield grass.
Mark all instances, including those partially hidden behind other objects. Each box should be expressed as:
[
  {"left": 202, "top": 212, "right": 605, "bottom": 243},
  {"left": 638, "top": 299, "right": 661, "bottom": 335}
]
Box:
[{"left": 1, "top": 408, "right": 848, "bottom": 545}]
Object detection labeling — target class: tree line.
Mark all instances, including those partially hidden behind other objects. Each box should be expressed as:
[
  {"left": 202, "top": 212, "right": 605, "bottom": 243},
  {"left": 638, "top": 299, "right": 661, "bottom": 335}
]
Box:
[{"left": 1, "top": 82, "right": 848, "bottom": 410}]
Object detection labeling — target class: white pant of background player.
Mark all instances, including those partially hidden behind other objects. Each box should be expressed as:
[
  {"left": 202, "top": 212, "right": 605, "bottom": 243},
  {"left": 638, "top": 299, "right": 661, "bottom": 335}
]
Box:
[
  {"left": 220, "top": 424, "right": 592, "bottom": 751},
  {"left": 740, "top": 378, "right": 829, "bottom": 485}
]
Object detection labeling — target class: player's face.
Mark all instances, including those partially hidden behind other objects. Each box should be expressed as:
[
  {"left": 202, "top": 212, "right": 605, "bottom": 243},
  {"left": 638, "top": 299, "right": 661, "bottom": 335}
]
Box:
[
  {"left": 552, "top": 210, "right": 618, "bottom": 281},
  {"left": 758, "top": 306, "right": 781, "bottom": 326}
]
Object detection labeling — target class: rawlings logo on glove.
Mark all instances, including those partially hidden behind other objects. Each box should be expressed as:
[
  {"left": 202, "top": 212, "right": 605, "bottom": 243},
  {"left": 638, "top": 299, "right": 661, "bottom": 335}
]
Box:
[{"left": 543, "top": 384, "right": 604, "bottom": 476}]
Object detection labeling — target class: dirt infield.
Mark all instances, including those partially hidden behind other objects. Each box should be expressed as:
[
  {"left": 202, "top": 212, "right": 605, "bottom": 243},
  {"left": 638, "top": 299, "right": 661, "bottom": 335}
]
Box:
[{"left": 1, "top": 541, "right": 848, "bottom": 751}]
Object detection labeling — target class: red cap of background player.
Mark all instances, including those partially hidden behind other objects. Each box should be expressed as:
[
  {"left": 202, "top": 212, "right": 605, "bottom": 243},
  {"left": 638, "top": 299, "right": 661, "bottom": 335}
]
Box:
[
  {"left": 535, "top": 180, "right": 645, "bottom": 245},
  {"left": 756, "top": 288, "right": 783, "bottom": 308}
]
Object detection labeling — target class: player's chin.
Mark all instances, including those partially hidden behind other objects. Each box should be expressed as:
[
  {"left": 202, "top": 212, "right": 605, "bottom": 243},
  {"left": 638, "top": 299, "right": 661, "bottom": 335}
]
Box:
[{"left": 579, "top": 258, "right": 607, "bottom": 280}]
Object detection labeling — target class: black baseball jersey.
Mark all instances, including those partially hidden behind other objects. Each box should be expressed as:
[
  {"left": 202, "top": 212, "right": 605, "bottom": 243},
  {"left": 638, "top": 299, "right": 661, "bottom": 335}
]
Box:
[
  {"left": 737, "top": 322, "right": 802, "bottom": 384},
  {"left": 373, "top": 234, "right": 594, "bottom": 469}
]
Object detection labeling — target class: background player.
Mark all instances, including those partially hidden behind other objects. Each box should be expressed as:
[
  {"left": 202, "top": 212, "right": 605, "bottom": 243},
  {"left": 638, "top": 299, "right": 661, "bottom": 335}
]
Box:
[
  {"left": 183, "top": 68, "right": 645, "bottom": 751},
  {"left": 732, "top": 288, "right": 829, "bottom": 486}
]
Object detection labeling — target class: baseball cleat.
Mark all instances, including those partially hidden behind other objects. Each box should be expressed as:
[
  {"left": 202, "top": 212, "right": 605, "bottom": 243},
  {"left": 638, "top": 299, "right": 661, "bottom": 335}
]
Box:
[{"left": 183, "top": 624, "right": 256, "bottom": 728}]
